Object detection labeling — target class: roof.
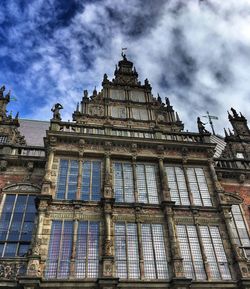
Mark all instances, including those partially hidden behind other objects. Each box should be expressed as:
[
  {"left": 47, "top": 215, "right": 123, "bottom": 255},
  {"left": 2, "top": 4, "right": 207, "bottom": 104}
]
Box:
[
  {"left": 210, "top": 134, "right": 226, "bottom": 158},
  {"left": 19, "top": 119, "right": 49, "bottom": 147}
]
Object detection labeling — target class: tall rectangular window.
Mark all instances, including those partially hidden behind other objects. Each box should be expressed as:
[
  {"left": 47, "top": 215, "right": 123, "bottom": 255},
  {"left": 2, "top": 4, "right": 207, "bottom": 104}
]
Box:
[
  {"left": 186, "top": 168, "right": 212, "bottom": 206},
  {"left": 45, "top": 221, "right": 73, "bottom": 279},
  {"left": 141, "top": 224, "right": 169, "bottom": 279},
  {"left": 56, "top": 160, "right": 78, "bottom": 199},
  {"left": 114, "top": 222, "right": 168, "bottom": 280},
  {"left": 176, "top": 225, "right": 206, "bottom": 280},
  {"left": 136, "top": 164, "right": 159, "bottom": 204},
  {"left": 46, "top": 220, "right": 100, "bottom": 279},
  {"left": 165, "top": 166, "right": 190, "bottom": 205},
  {"left": 113, "top": 162, "right": 134, "bottom": 202},
  {"left": 230, "top": 205, "right": 250, "bottom": 248},
  {"left": 0, "top": 194, "right": 36, "bottom": 257},
  {"left": 81, "top": 161, "right": 101, "bottom": 201},
  {"left": 56, "top": 159, "right": 102, "bottom": 200},
  {"left": 199, "top": 226, "right": 231, "bottom": 280},
  {"left": 75, "top": 221, "right": 99, "bottom": 278}
]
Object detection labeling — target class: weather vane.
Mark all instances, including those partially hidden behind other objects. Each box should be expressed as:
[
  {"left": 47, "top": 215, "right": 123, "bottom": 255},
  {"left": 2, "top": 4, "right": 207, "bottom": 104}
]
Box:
[
  {"left": 202, "top": 111, "right": 218, "bottom": 135},
  {"left": 121, "top": 47, "right": 127, "bottom": 57}
]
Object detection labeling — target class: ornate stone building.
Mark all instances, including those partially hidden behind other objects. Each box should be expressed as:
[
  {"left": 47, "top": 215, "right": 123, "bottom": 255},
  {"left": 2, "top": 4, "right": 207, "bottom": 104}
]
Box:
[{"left": 0, "top": 55, "right": 250, "bottom": 289}]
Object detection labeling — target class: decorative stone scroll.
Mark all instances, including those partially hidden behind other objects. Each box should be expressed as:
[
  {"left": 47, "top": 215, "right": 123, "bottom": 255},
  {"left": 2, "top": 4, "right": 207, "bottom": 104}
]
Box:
[
  {"left": 3, "top": 183, "right": 41, "bottom": 193},
  {"left": 0, "top": 261, "right": 27, "bottom": 280}
]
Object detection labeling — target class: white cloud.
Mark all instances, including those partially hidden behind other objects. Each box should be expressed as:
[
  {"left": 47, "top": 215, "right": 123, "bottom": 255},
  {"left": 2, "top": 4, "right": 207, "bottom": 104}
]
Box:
[{"left": 1, "top": 0, "right": 250, "bottom": 135}]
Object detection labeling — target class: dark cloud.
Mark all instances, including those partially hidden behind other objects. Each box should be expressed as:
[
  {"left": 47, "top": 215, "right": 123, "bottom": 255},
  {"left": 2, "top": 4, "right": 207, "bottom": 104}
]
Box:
[{"left": 0, "top": 0, "right": 249, "bottom": 135}]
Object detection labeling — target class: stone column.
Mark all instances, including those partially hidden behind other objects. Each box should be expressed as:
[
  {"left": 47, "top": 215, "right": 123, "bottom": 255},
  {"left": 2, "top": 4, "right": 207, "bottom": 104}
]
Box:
[
  {"left": 163, "top": 206, "right": 185, "bottom": 278},
  {"left": 132, "top": 156, "right": 138, "bottom": 202},
  {"left": 70, "top": 219, "right": 78, "bottom": 276},
  {"left": 42, "top": 147, "right": 55, "bottom": 195},
  {"left": 77, "top": 158, "right": 83, "bottom": 200},
  {"left": 208, "top": 159, "right": 224, "bottom": 193},
  {"left": 158, "top": 158, "right": 171, "bottom": 201},
  {"left": 44, "top": 147, "right": 55, "bottom": 183},
  {"left": 27, "top": 196, "right": 50, "bottom": 278},
  {"left": 101, "top": 151, "right": 115, "bottom": 280}
]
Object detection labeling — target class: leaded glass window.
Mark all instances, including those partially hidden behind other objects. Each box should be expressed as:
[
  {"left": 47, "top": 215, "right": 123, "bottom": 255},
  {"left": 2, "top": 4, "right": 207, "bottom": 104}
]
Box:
[
  {"left": 199, "top": 226, "right": 231, "bottom": 280},
  {"left": 137, "top": 164, "right": 159, "bottom": 204},
  {"left": 46, "top": 220, "right": 100, "bottom": 279},
  {"left": 113, "top": 162, "right": 134, "bottom": 202},
  {"left": 141, "top": 224, "right": 169, "bottom": 279},
  {"left": 186, "top": 168, "right": 212, "bottom": 206},
  {"left": 45, "top": 221, "right": 73, "bottom": 279},
  {"left": 176, "top": 225, "right": 206, "bottom": 280},
  {"left": 75, "top": 221, "right": 99, "bottom": 278},
  {"left": 56, "top": 159, "right": 102, "bottom": 201},
  {"left": 0, "top": 194, "right": 36, "bottom": 257},
  {"left": 165, "top": 166, "right": 190, "bottom": 205},
  {"left": 81, "top": 161, "right": 101, "bottom": 201},
  {"left": 114, "top": 222, "right": 168, "bottom": 280},
  {"left": 230, "top": 205, "right": 250, "bottom": 256},
  {"left": 56, "top": 160, "right": 78, "bottom": 199}
]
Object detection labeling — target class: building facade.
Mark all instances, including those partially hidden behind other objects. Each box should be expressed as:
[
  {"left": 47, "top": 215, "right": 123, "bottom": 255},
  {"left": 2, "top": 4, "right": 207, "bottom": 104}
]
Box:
[{"left": 0, "top": 55, "right": 250, "bottom": 289}]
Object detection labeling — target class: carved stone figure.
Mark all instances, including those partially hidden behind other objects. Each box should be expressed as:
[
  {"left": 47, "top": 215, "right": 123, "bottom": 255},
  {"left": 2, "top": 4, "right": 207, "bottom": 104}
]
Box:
[
  {"left": 51, "top": 103, "right": 63, "bottom": 121},
  {"left": 197, "top": 117, "right": 209, "bottom": 134}
]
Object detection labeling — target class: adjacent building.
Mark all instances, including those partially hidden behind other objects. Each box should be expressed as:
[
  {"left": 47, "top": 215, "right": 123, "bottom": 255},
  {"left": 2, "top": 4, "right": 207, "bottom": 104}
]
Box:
[{"left": 0, "top": 55, "right": 250, "bottom": 289}]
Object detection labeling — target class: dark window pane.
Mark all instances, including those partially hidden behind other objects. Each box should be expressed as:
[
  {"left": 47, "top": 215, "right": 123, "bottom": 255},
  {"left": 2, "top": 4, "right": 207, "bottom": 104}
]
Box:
[
  {"left": 18, "top": 244, "right": 29, "bottom": 256},
  {"left": 4, "top": 243, "right": 17, "bottom": 257}
]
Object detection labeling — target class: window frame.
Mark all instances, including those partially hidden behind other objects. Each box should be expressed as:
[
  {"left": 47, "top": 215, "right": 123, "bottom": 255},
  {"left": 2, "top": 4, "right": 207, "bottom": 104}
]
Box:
[
  {"left": 0, "top": 192, "right": 37, "bottom": 258},
  {"left": 55, "top": 158, "right": 103, "bottom": 201},
  {"left": 45, "top": 220, "right": 101, "bottom": 279},
  {"left": 112, "top": 161, "right": 160, "bottom": 204},
  {"left": 114, "top": 221, "right": 169, "bottom": 280}
]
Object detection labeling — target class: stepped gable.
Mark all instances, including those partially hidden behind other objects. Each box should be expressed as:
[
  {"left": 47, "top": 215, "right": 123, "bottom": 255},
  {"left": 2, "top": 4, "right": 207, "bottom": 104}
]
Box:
[{"left": 73, "top": 54, "right": 183, "bottom": 132}]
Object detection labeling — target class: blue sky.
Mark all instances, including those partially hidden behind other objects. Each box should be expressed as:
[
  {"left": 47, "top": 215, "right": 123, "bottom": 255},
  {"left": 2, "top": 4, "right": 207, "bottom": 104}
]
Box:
[{"left": 0, "top": 0, "right": 250, "bottom": 134}]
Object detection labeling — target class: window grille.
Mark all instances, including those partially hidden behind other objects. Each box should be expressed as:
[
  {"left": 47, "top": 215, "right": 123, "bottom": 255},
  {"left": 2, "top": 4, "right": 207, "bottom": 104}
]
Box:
[
  {"left": 113, "top": 162, "right": 134, "bottom": 202},
  {"left": 230, "top": 205, "right": 250, "bottom": 252},
  {"left": 0, "top": 135, "right": 8, "bottom": 144},
  {"left": 176, "top": 225, "right": 206, "bottom": 280},
  {"left": 46, "top": 220, "right": 100, "bottom": 279},
  {"left": 0, "top": 194, "right": 36, "bottom": 257},
  {"left": 56, "top": 159, "right": 102, "bottom": 201},
  {"left": 165, "top": 166, "right": 190, "bottom": 205},
  {"left": 113, "top": 162, "right": 159, "bottom": 204},
  {"left": 115, "top": 222, "right": 169, "bottom": 280},
  {"left": 136, "top": 164, "right": 158, "bottom": 204},
  {"left": 81, "top": 161, "right": 101, "bottom": 201},
  {"left": 186, "top": 168, "right": 212, "bottom": 206},
  {"left": 75, "top": 221, "right": 99, "bottom": 278},
  {"left": 199, "top": 226, "right": 231, "bottom": 280}
]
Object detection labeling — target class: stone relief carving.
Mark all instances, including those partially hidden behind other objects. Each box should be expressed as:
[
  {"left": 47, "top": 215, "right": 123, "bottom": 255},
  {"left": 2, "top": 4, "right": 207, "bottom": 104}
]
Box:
[{"left": 0, "top": 262, "right": 27, "bottom": 280}]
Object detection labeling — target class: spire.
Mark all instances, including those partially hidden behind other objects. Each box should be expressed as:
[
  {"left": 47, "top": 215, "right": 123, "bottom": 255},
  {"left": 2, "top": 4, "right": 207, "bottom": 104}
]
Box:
[
  {"left": 93, "top": 86, "right": 97, "bottom": 97},
  {"left": 112, "top": 54, "right": 139, "bottom": 86},
  {"left": 224, "top": 128, "right": 228, "bottom": 137}
]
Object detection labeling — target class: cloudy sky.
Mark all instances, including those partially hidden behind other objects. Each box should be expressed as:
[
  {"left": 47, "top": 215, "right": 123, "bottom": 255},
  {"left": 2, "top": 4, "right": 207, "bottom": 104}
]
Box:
[{"left": 0, "top": 0, "right": 250, "bottom": 134}]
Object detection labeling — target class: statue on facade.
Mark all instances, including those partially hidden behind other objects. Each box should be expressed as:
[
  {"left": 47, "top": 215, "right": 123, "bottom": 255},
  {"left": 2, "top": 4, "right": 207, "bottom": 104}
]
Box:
[
  {"left": 51, "top": 103, "right": 63, "bottom": 121},
  {"left": 197, "top": 117, "right": 209, "bottom": 134}
]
